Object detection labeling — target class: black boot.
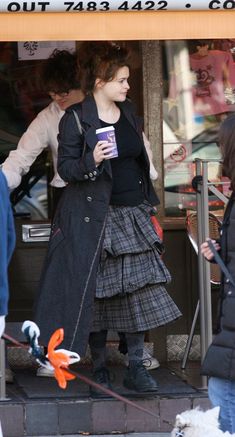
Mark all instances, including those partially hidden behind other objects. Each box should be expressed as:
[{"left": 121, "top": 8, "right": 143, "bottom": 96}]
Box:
[
  {"left": 90, "top": 366, "right": 112, "bottom": 397},
  {"left": 123, "top": 362, "right": 159, "bottom": 393}
]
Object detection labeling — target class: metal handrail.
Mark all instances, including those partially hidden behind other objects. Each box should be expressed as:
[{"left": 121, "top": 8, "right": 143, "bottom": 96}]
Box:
[{"left": 194, "top": 158, "right": 228, "bottom": 388}]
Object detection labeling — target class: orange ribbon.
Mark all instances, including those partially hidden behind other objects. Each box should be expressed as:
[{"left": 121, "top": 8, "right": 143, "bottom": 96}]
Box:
[{"left": 47, "top": 328, "right": 76, "bottom": 389}]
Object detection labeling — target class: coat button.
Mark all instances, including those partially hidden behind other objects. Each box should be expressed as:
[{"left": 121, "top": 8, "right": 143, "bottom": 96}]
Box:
[
  {"left": 228, "top": 290, "right": 232, "bottom": 295},
  {"left": 88, "top": 172, "right": 93, "bottom": 177},
  {"left": 87, "top": 196, "right": 92, "bottom": 202},
  {"left": 84, "top": 217, "right": 90, "bottom": 222},
  {"left": 93, "top": 170, "right": 97, "bottom": 176},
  {"left": 84, "top": 174, "right": 88, "bottom": 180},
  {"left": 226, "top": 278, "right": 230, "bottom": 283}
]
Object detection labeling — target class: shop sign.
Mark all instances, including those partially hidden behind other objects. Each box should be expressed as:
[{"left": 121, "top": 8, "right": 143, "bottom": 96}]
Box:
[
  {"left": 164, "top": 142, "right": 192, "bottom": 182},
  {"left": 0, "top": 0, "right": 235, "bottom": 13},
  {"left": 18, "top": 41, "right": 76, "bottom": 59}
]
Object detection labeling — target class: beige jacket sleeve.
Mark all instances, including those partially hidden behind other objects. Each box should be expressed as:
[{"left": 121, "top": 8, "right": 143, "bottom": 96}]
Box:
[{"left": 2, "top": 110, "right": 49, "bottom": 190}]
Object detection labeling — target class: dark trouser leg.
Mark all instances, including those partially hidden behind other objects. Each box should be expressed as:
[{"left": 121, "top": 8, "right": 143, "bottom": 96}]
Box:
[
  {"left": 89, "top": 330, "right": 108, "bottom": 370},
  {"left": 88, "top": 330, "right": 111, "bottom": 396}
]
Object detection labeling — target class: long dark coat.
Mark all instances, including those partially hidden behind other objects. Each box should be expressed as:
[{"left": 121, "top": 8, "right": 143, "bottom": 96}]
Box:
[
  {"left": 35, "top": 95, "right": 159, "bottom": 356},
  {"left": 201, "top": 193, "right": 235, "bottom": 380}
]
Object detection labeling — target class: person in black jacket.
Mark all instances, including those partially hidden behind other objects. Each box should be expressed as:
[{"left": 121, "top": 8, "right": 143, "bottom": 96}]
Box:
[
  {"left": 201, "top": 113, "right": 235, "bottom": 433},
  {"left": 35, "top": 41, "right": 181, "bottom": 395}
]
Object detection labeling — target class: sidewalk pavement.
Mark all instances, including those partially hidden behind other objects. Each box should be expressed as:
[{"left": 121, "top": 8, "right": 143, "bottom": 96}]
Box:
[{"left": 28, "top": 434, "right": 171, "bottom": 437}]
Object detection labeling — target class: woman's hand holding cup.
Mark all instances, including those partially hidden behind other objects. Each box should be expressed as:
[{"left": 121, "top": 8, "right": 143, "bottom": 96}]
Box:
[
  {"left": 93, "top": 141, "right": 116, "bottom": 166},
  {"left": 94, "top": 126, "right": 118, "bottom": 166}
]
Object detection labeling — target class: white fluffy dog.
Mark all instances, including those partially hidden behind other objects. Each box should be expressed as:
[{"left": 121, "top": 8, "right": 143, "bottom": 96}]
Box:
[{"left": 171, "top": 406, "right": 235, "bottom": 437}]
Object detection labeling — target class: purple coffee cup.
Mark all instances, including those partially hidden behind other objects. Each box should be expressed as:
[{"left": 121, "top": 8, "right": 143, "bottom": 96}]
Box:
[{"left": 96, "top": 126, "right": 118, "bottom": 159}]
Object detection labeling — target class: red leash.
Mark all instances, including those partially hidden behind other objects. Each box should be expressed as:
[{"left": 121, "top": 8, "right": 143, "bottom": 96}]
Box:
[
  {"left": 3, "top": 333, "right": 29, "bottom": 349},
  {"left": 68, "top": 368, "right": 159, "bottom": 419}
]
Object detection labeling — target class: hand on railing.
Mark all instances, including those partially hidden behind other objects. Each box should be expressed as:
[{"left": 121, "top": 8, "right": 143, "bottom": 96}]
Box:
[{"left": 201, "top": 238, "right": 220, "bottom": 262}]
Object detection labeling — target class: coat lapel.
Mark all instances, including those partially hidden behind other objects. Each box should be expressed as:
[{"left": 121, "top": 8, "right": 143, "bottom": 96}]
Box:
[
  {"left": 81, "top": 95, "right": 112, "bottom": 178},
  {"left": 81, "top": 95, "right": 100, "bottom": 129},
  {"left": 79, "top": 95, "right": 148, "bottom": 180}
]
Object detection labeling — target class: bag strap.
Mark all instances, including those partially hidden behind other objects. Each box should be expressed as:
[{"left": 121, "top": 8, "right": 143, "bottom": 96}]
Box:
[
  {"left": 72, "top": 109, "right": 83, "bottom": 135},
  {"left": 72, "top": 109, "right": 87, "bottom": 158}
]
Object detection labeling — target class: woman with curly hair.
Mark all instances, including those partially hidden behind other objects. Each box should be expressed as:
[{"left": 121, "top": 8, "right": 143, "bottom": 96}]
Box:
[{"left": 36, "top": 41, "right": 181, "bottom": 395}]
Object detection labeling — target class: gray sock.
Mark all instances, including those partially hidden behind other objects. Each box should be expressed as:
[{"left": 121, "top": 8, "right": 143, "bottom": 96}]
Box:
[
  {"left": 89, "top": 330, "right": 107, "bottom": 371},
  {"left": 125, "top": 331, "right": 145, "bottom": 367}
]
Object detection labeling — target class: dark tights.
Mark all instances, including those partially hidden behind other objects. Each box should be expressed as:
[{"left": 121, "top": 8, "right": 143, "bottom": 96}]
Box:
[{"left": 89, "top": 330, "right": 145, "bottom": 370}]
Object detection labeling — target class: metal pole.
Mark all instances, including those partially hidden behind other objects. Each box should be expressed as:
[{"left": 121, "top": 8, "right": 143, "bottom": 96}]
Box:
[
  {"left": 0, "top": 339, "right": 7, "bottom": 401},
  {"left": 195, "top": 159, "right": 212, "bottom": 388},
  {"left": 184, "top": 159, "right": 226, "bottom": 374},
  {"left": 181, "top": 300, "right": 200, "bottom": 370},
  {"left": 201, "top": 161, "right": 213, "bottom": 351},
  {"left": 195, "top": 160, "right": 207, "bottom": 361}
]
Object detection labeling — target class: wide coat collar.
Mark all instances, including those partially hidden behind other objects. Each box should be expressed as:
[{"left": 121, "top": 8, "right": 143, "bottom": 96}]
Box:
[
  {"left": 78, "top": 94, "right": 143, "bottom": 179},
  {"left": 81, "top": 94, "right": 141, "bottom": 135}
]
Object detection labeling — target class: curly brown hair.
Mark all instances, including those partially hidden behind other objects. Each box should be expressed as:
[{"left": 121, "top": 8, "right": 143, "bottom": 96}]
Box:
[
  {"left": 218, "top": 114, "right": 235, "bottom": 191},
  {"left": 77, "top": 41, "right": 129, "bottom": 93},
  {"left": 41, "top": 49, "right": 80, "bottom": 93}
]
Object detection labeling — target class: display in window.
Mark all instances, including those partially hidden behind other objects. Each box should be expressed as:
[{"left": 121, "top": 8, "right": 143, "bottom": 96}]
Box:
[{"left": 189, "top": 39, "right": 235, "bottom": 117}]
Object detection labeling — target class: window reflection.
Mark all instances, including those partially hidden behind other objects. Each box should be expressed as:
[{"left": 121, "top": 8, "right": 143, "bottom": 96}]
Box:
[
  {"left": 163, "top": 39, "right": 235, "bottom": 216},
  {"left": 0, "top": 42, "right": 51, "bottom": 220},
  {"left": 0, "top": 41, "right": 142, "bottom": 221},
  {"left": 0, "top": 40, "right": 233, "bottom": 219}
]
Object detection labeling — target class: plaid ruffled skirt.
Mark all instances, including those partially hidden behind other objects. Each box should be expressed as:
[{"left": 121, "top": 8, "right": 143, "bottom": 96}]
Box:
[{"left": 92, "top": 202, "right": 181, "bottom": 332}]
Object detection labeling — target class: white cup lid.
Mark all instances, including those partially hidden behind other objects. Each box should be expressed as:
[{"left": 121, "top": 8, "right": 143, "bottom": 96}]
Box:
[{"left": 96, "top": 126, "right": 115, "bottom": 134}]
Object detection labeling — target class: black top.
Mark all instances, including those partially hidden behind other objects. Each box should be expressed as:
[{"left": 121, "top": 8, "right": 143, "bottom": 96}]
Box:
[{"left": 100, "top": 111, "right": 145, "bottom": 206}]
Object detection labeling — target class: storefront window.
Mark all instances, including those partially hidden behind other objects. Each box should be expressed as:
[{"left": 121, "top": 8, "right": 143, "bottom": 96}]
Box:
[
  {"left": 163, "top": 39, "right": 235, "bottom": 216},
  {"left": 1, "top": 39, "right": 233, "bottom": 220},
  {"left": 0, "top": 40, "right": 143, "bottom": 221},
  {"left": 0, "top": 42, "right": 50, "bottom": 219}
]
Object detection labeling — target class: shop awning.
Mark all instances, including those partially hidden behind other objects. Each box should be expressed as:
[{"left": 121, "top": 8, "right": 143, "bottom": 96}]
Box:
[{"left": 0, "top": 10, "right": 235, "bottom": 41}]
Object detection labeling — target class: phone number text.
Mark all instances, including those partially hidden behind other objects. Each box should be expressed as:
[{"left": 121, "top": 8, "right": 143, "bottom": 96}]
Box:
[{"left": 4, "top": 0, "right": 235, "bottom": 12}]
